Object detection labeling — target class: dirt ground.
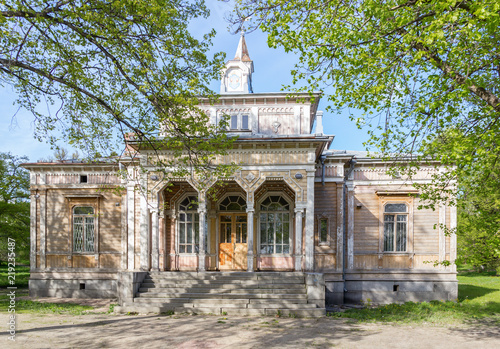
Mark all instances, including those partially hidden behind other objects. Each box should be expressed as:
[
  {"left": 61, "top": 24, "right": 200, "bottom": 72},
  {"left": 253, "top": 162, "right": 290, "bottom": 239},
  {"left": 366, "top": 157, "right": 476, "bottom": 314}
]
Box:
[{"left": 2, "top": 298, "right": 500, "bottom": 349}]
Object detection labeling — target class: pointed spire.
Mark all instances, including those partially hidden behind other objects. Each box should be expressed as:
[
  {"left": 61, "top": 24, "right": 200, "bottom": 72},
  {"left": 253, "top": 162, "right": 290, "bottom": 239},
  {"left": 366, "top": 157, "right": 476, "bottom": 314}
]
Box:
[{"left": 234, "top": 33, "right": 251, "bottom": 62}]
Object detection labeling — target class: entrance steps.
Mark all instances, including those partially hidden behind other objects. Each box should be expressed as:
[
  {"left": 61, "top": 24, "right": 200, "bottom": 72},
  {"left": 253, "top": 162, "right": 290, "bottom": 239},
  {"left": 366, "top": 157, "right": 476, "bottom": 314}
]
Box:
[{"left": 116, "top": 272, "right": 325, "bottom": 317}]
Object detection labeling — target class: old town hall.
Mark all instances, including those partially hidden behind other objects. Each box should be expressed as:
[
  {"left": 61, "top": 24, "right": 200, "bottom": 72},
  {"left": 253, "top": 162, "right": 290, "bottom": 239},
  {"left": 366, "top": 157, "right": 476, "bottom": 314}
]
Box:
[{"left": 23, "top": 35, "right": 458, "bottom": 316}]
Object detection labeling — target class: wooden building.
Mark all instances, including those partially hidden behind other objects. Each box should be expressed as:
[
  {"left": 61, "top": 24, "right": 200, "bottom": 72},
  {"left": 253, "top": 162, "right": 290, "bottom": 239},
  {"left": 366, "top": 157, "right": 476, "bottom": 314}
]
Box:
[{"left": 22, "top": 35, "right": 457, "bottom": 312}]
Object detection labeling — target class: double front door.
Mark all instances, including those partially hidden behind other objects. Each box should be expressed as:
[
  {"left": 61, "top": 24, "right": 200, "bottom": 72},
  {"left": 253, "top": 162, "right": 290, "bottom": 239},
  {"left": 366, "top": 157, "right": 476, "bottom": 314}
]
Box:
[{"left": 219, "top": 213, "right": 247, "bottom": 270}]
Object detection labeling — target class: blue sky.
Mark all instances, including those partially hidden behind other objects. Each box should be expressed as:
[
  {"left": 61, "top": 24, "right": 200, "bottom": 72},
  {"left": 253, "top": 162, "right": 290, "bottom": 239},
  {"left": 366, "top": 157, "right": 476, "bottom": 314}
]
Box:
[{"left": 0, "top": 1, "right": 370, "bottom": 162}]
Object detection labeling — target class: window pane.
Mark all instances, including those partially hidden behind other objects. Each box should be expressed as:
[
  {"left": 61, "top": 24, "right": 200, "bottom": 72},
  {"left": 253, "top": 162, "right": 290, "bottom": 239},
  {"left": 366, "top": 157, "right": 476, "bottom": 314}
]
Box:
[
  {"left": 186, "top": 245, "right": 192, "bottom": 253},
  {"left": 231, "top": 115, "right": 238, "bottom": 129},
  {"left": 283, "top": 222, "right": 289, "bottom": 242},
  {"left": 187, "top": 223, "right": 192, "bottom": 243},
  {"left": 180, "top": 224, "right": 185, "bottom": 243},
  {"left": 85, "top": 217, "right": 95, "bottom": 252},
  {"left": 384, "top": 216, "right": 395, "bottom": 251},
  {"left": 74, "top": 206, "right": 94, "bottom": 215},
  {"left": 241, "top": 114, "right": 249, "bottom": 129},
  {"left": 283, "top": 245, "right": 290, "bottom": 254},
  {"left": 385, "top": 204, "right": 407, "bottom": 213},
  {"left": 74, "top": 219, "right": 84, "bottom": 252},
  {"left": 276, "top": 245, "right": 282, "bottom": 253},
  {"left": 320, "top": 219, "right": 328, "bottom": 242},
  {"left": 396, "top": 218, "right": 407, "bottom": 252}
]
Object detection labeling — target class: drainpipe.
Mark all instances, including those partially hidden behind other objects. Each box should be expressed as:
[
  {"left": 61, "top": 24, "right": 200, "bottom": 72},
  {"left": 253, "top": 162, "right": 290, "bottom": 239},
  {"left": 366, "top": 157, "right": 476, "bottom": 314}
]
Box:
[
  {"left": 320, "top": 155, "right": 326, "bottom": 186},
  {"left": 343, "top": 158, "right": 357, "bottom": 301}
]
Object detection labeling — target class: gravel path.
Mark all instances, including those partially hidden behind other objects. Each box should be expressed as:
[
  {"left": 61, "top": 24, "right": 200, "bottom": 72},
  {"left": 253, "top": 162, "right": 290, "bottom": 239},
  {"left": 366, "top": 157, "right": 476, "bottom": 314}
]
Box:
[{"left": 2, "top": 311, "right": 500, "bottom": 348}]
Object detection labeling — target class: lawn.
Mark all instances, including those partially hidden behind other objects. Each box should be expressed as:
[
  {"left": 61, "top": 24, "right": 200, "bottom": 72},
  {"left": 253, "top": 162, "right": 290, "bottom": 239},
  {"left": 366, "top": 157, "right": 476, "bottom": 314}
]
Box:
[
  {"left": 0, "top": 262, "right": 94, "bottom": 314},
  {"left": 329, "top": 270, "right": 500, "bottom": 325}
]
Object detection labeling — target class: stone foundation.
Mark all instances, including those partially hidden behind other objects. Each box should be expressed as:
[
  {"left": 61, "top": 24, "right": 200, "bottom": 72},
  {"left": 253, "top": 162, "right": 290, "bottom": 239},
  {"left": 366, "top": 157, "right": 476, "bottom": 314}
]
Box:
[{"left": 29, "top": 272, "right": 118, "bottom": 298}]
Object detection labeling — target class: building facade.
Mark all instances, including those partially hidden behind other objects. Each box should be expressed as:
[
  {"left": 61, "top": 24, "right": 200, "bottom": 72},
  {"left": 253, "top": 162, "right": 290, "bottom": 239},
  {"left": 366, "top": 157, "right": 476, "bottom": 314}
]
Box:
[{"left": 23, "top": 36, "right": 458, "bottom": 306}]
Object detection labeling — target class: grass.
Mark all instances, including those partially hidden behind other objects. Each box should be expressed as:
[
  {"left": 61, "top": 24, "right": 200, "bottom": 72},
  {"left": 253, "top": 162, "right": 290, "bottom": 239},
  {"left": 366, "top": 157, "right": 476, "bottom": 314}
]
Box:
[
  {"left": 328, "top": 270, "right": 500, "bottom": 325},
  {"left": 0, "top": 261, "right": 30, "bottom": 288},
  {"left": 1, "top": 261, "right": 94, "bottom": 315}
]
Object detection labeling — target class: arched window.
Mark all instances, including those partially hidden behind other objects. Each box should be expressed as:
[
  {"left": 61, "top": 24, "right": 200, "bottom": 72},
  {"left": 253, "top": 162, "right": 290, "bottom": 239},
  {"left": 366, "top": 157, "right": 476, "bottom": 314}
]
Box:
[
  {"left": 178, "top": 196, "right": 199, "bottom": 254},
  {"left": 259, "top": 196, "right": 291, "bottom": 254},
  {"left": 219, "top": 195, "right": 246, "bottom": 211},
  {"left": 384, "top": 203, "right": 407, "bottom": 252},
  {"left": 73, "top": 206, "right": 95, "bottom": 252}
]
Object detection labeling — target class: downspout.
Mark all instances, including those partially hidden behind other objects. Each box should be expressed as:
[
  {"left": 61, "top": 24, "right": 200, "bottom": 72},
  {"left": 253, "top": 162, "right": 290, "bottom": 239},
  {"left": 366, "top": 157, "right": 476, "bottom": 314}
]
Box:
[
  {"left": 343, "top": 158, "right": 357, "bottom": 301},
  {"left": 320, "top": 155, "right": 326, "bottom": 186}
]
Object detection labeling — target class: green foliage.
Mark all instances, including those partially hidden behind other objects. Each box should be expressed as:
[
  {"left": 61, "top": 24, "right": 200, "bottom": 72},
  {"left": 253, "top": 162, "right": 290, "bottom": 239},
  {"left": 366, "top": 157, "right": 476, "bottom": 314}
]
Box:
[
  {"left": 0, "top": 0, "right": 235, "bottom": 182},
  {"left": 327, "top": 272, "right": 500, "bottom": 325},
  {"left": 0, "top": 153, "right": 30, "bottom": 262},
  {"left": 237, "top": 0, "right": 500, "bottom": 206},
  {"left": 0, "top": 262, "right": 29, "bottom": 288}
]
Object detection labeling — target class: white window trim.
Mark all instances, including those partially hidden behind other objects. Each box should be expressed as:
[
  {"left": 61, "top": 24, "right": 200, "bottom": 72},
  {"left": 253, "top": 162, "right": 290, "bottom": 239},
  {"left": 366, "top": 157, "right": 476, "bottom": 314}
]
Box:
[
  {"left": 257, "top": 192, "right": 294, "bottom": 256},
  {"left": 378, "top": 198, "right": 414, "bottom": 255},
  {"left": 72, "top": 205, "right": 97, "bottom": 254},
  {"left": 176, "top": 193, "right": 200, "bottom": 255}
]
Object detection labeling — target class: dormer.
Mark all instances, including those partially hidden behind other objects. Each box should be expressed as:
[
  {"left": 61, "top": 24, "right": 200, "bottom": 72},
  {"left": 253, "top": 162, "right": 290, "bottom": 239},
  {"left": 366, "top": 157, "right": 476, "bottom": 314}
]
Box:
[{"left": 220, "top": 34, "right": 254, "bottom": 94}]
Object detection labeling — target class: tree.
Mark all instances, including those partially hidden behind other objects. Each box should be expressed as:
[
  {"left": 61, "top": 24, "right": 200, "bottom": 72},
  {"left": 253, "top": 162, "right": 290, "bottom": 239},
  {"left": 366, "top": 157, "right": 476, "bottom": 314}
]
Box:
[
  {"left": 0, "top": 0, "right": 235, "bottom": 181},
  {"left": 235, "top": 0, "right": 499, "bottom": 198},
  {"left": 0, "top": 152, "right": 30, "bottom": 262},
  {"left": 235, "top": 0, "right": 500, "bottom": 265}
]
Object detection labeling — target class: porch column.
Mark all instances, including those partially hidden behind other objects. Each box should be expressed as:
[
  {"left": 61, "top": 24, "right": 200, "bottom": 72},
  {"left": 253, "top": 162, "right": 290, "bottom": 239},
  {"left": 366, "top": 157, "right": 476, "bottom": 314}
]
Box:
[
  {"left": 151, "top": 207, "right": 159, "bottom": 271},
  {"left": 39, "top": 188, "right": 47, "bottom": 269},
  {"left": 247, "top": 203, "right": 255, "bottom": 272},
  {"left": 294, "top": 207, "right": 304, "bottom": 271},
  {"left": 126, "top": 182, "right": 135, "bottom": 270},
  {"left": 305, "top": 170, "right": 315, "bottom": 271},
  {"left": 198, "top": 201, "right": 207, "bottom": 272},
  {"left": 139, "top": 173, "right": 150, "bottom": 270},
  {"left": 30, "top": 189, "right": 37, "bottom": 271},
  {"left": 347, "top": 185, "right": 354, "bottom": 270}
]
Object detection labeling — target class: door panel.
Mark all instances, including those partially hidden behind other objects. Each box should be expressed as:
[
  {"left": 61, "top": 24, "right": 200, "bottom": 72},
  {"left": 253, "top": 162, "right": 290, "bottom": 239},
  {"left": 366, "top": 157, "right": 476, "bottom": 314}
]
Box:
[
  {"left": 219, "top": 213, "right": 247, "bottom": 270},
  {"left": 219, "top": 215, "right": 233, "bottom": 268}
]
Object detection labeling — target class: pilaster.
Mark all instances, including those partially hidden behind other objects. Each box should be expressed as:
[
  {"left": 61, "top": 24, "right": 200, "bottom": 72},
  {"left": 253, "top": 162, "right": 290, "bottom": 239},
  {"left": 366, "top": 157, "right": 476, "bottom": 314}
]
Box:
[
  {"left": 246, "top": 201, "right": 255, "bottom": 272},
  {"left": 198, "top": 200, "right": 207, "bottom": 272},
  {"left": 305, "top": 170, "right": 315, "bottom": 271},
  {"left": 127, "top": 183, "right": 135, "bottom": 270},
  {"left": 294, "top": 207, "right": 304, "bottom": 271}
]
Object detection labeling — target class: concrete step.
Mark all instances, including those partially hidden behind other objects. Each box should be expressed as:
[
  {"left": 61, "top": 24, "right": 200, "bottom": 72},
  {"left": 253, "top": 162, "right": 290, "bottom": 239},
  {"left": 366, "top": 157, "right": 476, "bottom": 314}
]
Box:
[
  {"left": 140, "top": 281, "right": 306, "bottom": 289},
  {"left": 135, "top": 292, "right": 308, "bottom": 300},
  {"left": 144, "top": 274, "right": 305, "bottom": 283},
  {"left": 115, "top": 304, "right": 325, "bottom": 318},
  {"left": 138, "top": 287, "right": 306, "bottom": 295},
  {"left": 122, "top": 271, "right": 324, "bottom": 318}
]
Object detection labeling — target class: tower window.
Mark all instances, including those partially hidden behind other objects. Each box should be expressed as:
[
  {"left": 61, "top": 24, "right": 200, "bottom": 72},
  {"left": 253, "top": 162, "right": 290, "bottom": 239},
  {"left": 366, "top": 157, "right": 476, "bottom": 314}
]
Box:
[
  {"left": 241, "top": 114, "right": 249, "bottom": 130},
  {"left": 230, "top": 115, "right": 238, "bottom": 130}
]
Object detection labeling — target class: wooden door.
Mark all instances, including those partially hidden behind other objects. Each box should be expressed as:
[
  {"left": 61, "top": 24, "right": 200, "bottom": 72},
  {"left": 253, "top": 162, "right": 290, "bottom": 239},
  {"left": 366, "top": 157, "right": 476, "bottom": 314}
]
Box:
[{"left": 219, "top": 213, "right": 247, "bottom": 270}]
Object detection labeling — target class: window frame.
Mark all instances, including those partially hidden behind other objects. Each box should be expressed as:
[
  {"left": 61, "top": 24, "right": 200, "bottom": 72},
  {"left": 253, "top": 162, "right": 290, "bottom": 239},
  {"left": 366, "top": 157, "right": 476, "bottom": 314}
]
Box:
[
  {"left": 383, "top": 203, "right": 408, "bottom": 252},
  {"left": 317, "top": 215, "right": 330, "bottom": 245},
  {"left": 258, "top": 194, "right": 293, "bottom": 255},
  {"left": 378, "top": 197, "right": 414, "bottom": 255},
  {"left": 177, "top": 194, "right": 200, "bottom": 255},
  {"left": 72, "top": 205, "right": 96, "bottom": 253},
  {"left": 220, "top": 111, "right": 252, "bottom": 132}
]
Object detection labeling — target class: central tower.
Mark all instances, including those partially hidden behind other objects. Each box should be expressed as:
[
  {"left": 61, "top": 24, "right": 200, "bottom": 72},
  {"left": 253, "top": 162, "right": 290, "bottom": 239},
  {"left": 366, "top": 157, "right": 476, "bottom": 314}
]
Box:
[{"left": 220, "top": 33, "right": 254, "bottom": 94}]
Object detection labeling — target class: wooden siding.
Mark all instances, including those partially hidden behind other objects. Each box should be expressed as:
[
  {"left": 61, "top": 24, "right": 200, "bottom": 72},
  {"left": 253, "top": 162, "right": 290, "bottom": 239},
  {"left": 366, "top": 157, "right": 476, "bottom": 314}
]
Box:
[
  {"left": 352, "top": 189, "right": 380, "bottom": 253},
  {"left": 314, "top": 182, "right": 338, "bottom": 249},
  {"left": 413, "top": 198, "right": 439, "bottom": 254}
]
